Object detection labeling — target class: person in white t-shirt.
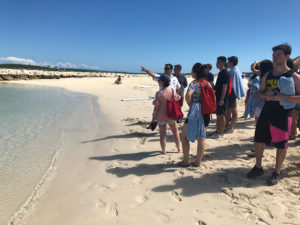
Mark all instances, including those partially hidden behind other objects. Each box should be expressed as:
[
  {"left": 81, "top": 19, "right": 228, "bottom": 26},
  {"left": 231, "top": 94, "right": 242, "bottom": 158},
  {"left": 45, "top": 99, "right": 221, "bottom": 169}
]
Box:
[{"left": 141, "top": 64, "right": 181, "bottom": 94}]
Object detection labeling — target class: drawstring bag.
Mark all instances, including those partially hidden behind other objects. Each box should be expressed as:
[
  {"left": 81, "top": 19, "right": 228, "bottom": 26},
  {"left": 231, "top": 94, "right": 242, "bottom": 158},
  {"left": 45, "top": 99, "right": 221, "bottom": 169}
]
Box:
[
  {"left": 198, "top": 80, "right": 217, "bottom": 114},
  {"left": 167, "top": 89, "right": 184, "bottom": 120}
]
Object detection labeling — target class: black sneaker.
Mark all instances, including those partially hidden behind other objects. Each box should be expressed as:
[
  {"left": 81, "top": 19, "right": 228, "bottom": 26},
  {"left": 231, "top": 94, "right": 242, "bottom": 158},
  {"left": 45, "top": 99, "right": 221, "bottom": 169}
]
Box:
[
  {"left": 247, "top": 165, "right": 264, "bottom": 179},
  {"left": 267, "top": 172, "right": 280, "bottom": 186}
]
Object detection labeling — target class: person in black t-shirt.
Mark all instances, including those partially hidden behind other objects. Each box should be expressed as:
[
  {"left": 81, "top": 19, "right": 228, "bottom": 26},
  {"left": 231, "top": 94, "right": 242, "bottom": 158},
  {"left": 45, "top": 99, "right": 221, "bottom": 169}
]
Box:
[{"left": 210, "top": 56, "right": 230, "bottom": 138}]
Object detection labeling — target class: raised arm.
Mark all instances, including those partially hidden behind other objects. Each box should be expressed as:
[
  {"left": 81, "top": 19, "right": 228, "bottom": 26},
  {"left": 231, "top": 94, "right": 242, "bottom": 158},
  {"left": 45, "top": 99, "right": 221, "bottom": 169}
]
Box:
[
  {"left": 251, "top": 61, "right": 260, "bottom": 75},
  {"left": 141, "top": 66, "right": 156, "bottom": 78}
]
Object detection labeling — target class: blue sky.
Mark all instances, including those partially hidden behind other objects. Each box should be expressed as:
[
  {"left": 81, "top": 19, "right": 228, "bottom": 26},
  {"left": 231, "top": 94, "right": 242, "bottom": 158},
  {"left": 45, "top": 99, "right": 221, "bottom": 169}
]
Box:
[{"left": 0, "top": 0, "right": 299, "bottom": 73}]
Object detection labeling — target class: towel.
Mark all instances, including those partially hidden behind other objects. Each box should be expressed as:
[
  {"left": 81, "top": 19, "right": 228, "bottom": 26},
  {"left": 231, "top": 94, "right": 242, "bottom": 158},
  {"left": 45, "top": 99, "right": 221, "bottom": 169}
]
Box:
[
  {"left": 229, "top": 66, "right": 246, "bottom": 100},
  {"left": 278, "top": 76, "right": 296, "bottom": 109},
  {"left": 187, "top": 102, "right": 206, "bottom": 142}
]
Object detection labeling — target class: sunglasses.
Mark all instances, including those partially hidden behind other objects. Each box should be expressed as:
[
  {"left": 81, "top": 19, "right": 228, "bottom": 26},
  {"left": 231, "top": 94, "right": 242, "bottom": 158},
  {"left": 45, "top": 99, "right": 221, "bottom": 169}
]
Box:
[{"left": 164, "top": 67, "right": 172, "bottom": 70}]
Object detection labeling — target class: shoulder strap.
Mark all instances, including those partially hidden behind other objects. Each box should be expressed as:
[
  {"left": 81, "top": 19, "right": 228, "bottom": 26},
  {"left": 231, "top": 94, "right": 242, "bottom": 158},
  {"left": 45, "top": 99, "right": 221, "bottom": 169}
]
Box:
[{"left": 171, "top": 89, "right": 174, "bottom": 99}]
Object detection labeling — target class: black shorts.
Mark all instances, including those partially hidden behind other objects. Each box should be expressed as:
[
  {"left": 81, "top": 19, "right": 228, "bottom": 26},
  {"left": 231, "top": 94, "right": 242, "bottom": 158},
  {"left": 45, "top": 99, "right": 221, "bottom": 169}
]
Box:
[
  {"left": 215, "top": 98, "right": 228, "bottom": 115},
  {"left": 228, "top": 90, "right": 237, "bottom": 108},
  {"left": 254, "top": 110, "right": 292, "bottom": 149},
  {"left": 185, "top": 114, "right": 210, "bottom": 127}
]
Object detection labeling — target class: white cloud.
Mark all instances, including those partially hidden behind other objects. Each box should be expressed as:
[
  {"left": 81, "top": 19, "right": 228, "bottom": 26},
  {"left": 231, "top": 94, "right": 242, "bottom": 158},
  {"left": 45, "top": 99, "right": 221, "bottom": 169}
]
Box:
[
  {"left": 0, "top": 56, "right": 98, "bottom": 70},
  {"left": 0, "top": 56, "right": 38, "bottom": 65}
]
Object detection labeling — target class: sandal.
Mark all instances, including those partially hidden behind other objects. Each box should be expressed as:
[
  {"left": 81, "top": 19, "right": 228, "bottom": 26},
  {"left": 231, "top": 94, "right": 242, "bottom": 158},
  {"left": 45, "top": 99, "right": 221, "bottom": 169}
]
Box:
[
  {"left": 177, "top": 161, "right": 190, "bottom": 167},
  {"left": 190, "top": 161, "right": 201, "bottom": 167},
  {"left": 247, "top": 151, "right": 256, "bottom": 157}
]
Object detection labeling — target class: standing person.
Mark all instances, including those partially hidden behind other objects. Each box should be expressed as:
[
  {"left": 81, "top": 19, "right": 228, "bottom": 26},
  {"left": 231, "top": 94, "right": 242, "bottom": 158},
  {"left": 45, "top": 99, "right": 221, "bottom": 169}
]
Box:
[
  {"left": 205, "top": 64, "right": 215, "bottom": 88},
  {"left": 210, "top": 56, "right": 230, "bottom": 138},
  {"left": 174, "top": 64, "right": 188, "bottom": 99},
  {"left": 247, "top": 59, "right": 273, "bottom": 157},
  {"left": 151, "top": 74, "right": 182, "bottom": 155},
  {"left": 141, "top": 64, "right": 181, "bottom": 94},
  {"left": 286, "top": 59, "right": 298, "bottom": 140},
  {"left": 178, "top": 63, "right": 209, "bottom": 167},
  {"left": 243, "top": 63, "right": 260, "bottom": 119},
  {"left": 247, "top": 43, "right": 300, "bottom": 185},
  {"left": 226, "top": 56, "right": 246, "bottom": 132}
]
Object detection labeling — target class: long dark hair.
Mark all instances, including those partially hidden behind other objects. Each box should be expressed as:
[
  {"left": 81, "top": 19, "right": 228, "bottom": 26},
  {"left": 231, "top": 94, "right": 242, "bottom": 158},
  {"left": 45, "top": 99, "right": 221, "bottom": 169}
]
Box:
[
  {"left": 259, "top": 59, "right": 273, "bottom": 78},
  {"left": 192, "top": 63, "right": 206, "bottom": 80}
]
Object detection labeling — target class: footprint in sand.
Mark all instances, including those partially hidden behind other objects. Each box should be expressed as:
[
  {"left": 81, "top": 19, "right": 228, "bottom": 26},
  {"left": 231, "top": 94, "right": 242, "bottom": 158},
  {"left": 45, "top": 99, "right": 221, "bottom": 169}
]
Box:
[
  {"left": 107, "top": 161, "right": 127, "bottom": 169},
  {"left": 135, "top": 191, "right": 152, "bottom": 203},
  {"left": 106, "top": 202, "right": 119, "bottom": 217},
  {"left": 196, "top": 220, "right": 207, "bottom": 225},
  {"left": 171, "top": 191, "right": 182, "bottom": 202},
  {"left": 155, "top": 211, "right": 170, "bottom": 223},
  {"left": 99, "top": 185, "right": 112, "bottom": 193},
  {"left": 232, "top": 205, "right": 252, "bottom": 217},
  {"left": 174, "top": 169, "right": 184, "bottom": 178},
  {"left": 132, "top": 177, "right": 142, "bottom": 187},
  {"left": 96, "top": 199, "right": 106, "bottom": 209},
  {"left": 140, "top": 137, "right": 147, "bottom": 145}
]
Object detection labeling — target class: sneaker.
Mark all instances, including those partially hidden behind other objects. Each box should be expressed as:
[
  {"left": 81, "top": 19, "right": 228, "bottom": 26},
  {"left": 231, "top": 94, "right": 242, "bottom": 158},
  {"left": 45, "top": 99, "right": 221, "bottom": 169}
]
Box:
[
  {"left": 208, "top": 130, "right": 218, "bottom": 137},
  {"left": 247, "top": 165, "right": 264, "bottom": 178},
  {"left": 267, "top": 172, "right": 280, "bottom": 185},
  {"left": 211, "top": 132, "right": 224, "bottom": 139}
]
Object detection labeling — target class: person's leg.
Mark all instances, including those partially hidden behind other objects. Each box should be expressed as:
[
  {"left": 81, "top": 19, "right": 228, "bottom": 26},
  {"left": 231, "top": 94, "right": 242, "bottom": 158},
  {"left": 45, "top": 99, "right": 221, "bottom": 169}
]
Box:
[
  {"left": 219, "top": 115, "right": 226, "bottom": 133},
  {"left": 180, "top": 123, "right": 190, "bottom": 165},
  {"left": 169, "top": 122, "right": 182, "bottom": 153},
  {"left": 159, "top": 124, "right": 167, "bottom": 155},
  {"left": 192, "top": 138, "right": 205, "bottom": 166},
  {"left": 230, "top": 107, "right": 238, "bottom": 130},
  {"left": 290, "top": 109, "right": 298, "bottom": 139},
  {"left": 226, "top": 108, "right": 232, "bottom": 126},
  {"left": 274, "top": 149, "right": 287, "bottom": 173},
  {"left": 255, "top": 142, "right": 265, "bottom": 167}
]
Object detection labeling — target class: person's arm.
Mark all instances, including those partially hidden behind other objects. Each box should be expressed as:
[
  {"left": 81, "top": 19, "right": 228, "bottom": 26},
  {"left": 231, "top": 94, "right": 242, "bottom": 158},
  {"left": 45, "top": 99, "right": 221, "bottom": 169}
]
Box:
[
  {"left": 257, "top": 72, "right": 268, "bottom": 99},
  {"left": 266, "top": 92, "right": 300, "bottom": 103},
  {"left": 141, "top": 66, "right": 156, "bottom": 78},
  {"left": 251, "top": 61, "right": 260, "bottom": 75},
  {"left": 176, "top": 79, "right": 181, "bottom": 95},
  {"left": 183, "top": 76, "right": 188, "bottom": 88},
  {"left": 185, "top": 89, "right": 194, "bottom": 107},
  {"left": 293, "top": 72, "right": 300, "bottom": 95},
  {"left": 152, "top": 92, "right": 160, "bottom": 122},
  {"left": 219, "top": 84, "right": 227, "bottom": 106}
]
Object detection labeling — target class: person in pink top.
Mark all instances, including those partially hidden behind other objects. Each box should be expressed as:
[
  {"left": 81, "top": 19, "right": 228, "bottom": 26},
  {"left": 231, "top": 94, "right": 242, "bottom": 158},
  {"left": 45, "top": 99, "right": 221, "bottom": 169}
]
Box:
[{"left": 152, "top": 74, "right": 182, "bottom": 155}]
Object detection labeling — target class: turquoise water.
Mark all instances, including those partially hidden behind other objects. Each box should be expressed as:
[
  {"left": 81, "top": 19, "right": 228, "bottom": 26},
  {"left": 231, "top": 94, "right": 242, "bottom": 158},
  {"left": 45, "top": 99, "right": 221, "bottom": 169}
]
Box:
[{"left": 0, "top": 84, "right": 99, "bottom": 224}]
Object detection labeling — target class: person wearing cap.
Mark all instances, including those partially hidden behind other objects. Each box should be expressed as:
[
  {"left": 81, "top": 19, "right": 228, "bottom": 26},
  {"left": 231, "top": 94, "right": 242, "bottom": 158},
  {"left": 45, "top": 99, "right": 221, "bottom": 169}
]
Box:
[
  {"left": 141, "top": 64, "right": 181, "bottom": 94},
  {"left": 151, "top": 74, "right": 182, "bottom": 155}
]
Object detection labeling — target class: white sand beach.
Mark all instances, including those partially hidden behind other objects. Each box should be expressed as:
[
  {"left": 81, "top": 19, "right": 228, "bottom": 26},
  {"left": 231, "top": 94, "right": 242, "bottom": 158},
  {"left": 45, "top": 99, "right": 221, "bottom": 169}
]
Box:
[{"left": 3, "top": 76, "right": 300, "bottom": 225}]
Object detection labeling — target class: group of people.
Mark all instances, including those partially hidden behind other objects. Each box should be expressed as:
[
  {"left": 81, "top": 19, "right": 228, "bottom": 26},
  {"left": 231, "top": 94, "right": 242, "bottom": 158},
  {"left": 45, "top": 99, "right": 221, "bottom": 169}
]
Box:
[{"left": 140, "top": 43, "right": 300, "bottom": 185}]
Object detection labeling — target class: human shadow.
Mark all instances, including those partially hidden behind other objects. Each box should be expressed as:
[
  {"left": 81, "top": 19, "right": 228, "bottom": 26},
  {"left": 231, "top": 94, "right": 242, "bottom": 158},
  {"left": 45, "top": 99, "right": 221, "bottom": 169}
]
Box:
[
  {"left": 202, "top": 143, "right": 253, "bottom": 162},
  {"left": 126, "top": 121, "right": 150, "bottom": 127},
  {"left": 82, "top": 131, "right": 158, "bottom": 143},
  {"left": 89, "top": 151, "right": 161, "bottom": 162},
  {"left": 232, "top": 119, "right": 256, "bottom": 130},
  {"left": 152, "top": 167, "right": 290, "bottom": 197},
  {"left": 105, "top": 163, "right": 177, "bottom": 177}
]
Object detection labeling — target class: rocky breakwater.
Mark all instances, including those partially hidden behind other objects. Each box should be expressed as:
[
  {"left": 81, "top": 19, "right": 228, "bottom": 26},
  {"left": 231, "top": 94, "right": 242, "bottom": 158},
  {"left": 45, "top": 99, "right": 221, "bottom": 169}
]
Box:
[{"left": 0, "top": 69, "right": 145, "bottom": 81}]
